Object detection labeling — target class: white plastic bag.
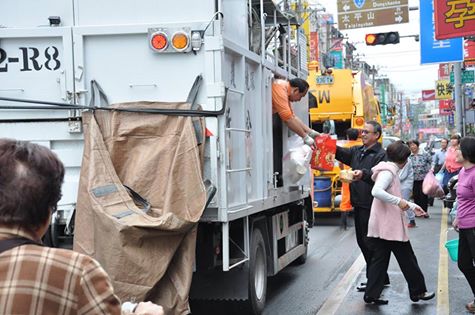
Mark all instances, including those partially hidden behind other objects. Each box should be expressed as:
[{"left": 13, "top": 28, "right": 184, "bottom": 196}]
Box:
[
  {"left": 435, "top": 171, "right": 444, "bottom": 185},
  {"left": 283, "top": 135, "right": 312, "bottom": 183}
]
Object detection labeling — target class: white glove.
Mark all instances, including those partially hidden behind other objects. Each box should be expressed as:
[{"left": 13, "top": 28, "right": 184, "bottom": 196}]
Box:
[
  {"left": 303, "top": 135, "right": 315, "bottom": 146},
  {"left": 308, "top": 129, "right": 320, "bottom": 138}
]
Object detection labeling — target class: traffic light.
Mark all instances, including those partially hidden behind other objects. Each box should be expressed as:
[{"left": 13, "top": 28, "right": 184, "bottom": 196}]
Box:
[{"left": 365, "top": 32, "right": 400, "bottom": 46}]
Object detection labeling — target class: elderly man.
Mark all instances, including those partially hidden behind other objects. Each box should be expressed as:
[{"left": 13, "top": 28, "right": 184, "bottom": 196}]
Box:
[
  {"left": 334, "top": 121, "right": 388, "bottom": 292},
  {"left": 272, "top": 77, "right": 319, "bottom": 146},
  {"left": 0, "top": 139, "right": 163, "bottom": 315}
]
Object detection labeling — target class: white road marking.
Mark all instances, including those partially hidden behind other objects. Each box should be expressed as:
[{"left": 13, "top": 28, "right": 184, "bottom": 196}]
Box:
[{"left": 316, "top": 254, "right": 365, "bottom": 315}]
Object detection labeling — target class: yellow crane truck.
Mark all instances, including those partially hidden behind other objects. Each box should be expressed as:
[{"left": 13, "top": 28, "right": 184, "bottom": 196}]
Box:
[{"left": 307, "top": 62, "right": 382, "bottom": 213}]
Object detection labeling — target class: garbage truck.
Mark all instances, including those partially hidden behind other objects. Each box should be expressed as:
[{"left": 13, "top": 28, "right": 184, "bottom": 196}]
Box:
[
  {"left": 0, "top": 1, "right": 312, "bottom": 314},
  {"left": 307, "top": 62, "right": 381, "bottom": 213}
]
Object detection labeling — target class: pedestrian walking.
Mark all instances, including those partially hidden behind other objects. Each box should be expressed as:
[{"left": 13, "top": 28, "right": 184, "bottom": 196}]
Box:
[
  {"left": 408, "top": 140, "right": 432, "bottom": 217},
  {"left": 335, "top": 121, "right": 388, "bottom": 292},
  {"left": 399, "top": 156, "right": 415, "bottom": 227},
  {"left": 451, "top": 136, "right": 475, "bottom": 313},
  {"left": 441, "top": 135, "right": 463, "bottom": 193},
  {"left": 364, "top": 141, "right": 435, "bottom": 305},
  {"left": 0, "top": 139, "right": 164, "bottom": 315},
  {"left": 432, "top": 138, "right": 448, "bottom": 174}
]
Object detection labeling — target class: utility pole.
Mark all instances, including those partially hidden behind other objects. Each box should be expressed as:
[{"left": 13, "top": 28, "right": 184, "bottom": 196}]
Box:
[
  {"left": 399, "top": 92, "right": 404, "bottom": 139},
  {"left": 454, "top": 62, "right": 464, "bottom": 135}
]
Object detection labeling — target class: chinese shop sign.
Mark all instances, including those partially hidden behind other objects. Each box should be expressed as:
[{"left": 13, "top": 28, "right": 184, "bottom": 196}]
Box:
[
  {"left": 435, "top": 80, "right": 453, "bottom": 100},
  {"left": 435, "top": 0, "right": 475, "bottom": 40}
]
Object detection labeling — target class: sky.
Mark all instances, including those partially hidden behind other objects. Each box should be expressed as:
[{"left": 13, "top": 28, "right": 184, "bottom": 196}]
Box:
[{"left": 309, "top": 0, "right": 439, "bottom": 95}]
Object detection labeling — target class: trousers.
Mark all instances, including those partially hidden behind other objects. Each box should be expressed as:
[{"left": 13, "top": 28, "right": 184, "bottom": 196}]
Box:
[
  {"left": 365, "top": 237, "right": 427, "bottom": 299},
  {"left": 458, "top": 227, "right": 475, "bottom": 297},
  {"left": 354, "top": 207, "right": 389, "bottom": 284}
]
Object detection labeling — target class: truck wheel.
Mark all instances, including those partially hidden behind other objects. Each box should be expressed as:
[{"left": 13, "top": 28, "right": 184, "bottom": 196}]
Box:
[{"left": 248, "top": 228, "right": 267, "bottom": 315}]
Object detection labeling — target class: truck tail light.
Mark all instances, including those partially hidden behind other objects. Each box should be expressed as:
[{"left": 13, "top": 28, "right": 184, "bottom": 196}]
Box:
[
  {"left": 150, "top": 32, "right": 168, "bottom": 52},
  {"left": 171, "top": 32, "right": 189, "bottom": 51},
  {"left": 355, "top": 117, "right": 364, "bottom": 126}
]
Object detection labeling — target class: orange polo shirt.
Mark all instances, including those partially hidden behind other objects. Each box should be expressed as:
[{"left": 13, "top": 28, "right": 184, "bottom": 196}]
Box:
[{"left": 272, "top": 79, "right": 295, "bottom": 121}]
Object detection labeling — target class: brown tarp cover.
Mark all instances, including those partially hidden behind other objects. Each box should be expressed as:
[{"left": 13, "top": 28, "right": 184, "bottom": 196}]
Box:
[{"left": 73, "top": 102, "right": 206, "bottom": 315}]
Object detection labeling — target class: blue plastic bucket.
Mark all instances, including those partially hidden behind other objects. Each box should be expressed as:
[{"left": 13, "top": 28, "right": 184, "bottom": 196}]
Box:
[
  {"left": 445, "top": 238, "right": 459, "bottom": 262},
  {"left": 314, "top": 177, "right": 332, "bottom": 207}
]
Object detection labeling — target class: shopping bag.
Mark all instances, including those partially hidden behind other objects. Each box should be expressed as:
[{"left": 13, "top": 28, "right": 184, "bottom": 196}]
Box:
[
  {"left": 435, "top": 171, "right": 444, "bottom": 185},
  {"left": 311, "top": 134, "right": 336, "bottom": 171},
  {"left": 422, "top": 171, "right": 445, "bottom": 198}
]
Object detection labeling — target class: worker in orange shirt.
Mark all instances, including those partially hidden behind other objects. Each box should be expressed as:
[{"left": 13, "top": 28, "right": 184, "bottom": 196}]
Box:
[
  {"left": 340, "top": 128, "right": 361, "bottom": 229},
  {"left": 272, "top": 78, "right": 320, "bottom": 146}
]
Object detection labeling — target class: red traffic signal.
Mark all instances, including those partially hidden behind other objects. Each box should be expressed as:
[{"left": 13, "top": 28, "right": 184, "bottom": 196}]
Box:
[{"left": 365, "top": 32, "right": 400, "bottom": 46}]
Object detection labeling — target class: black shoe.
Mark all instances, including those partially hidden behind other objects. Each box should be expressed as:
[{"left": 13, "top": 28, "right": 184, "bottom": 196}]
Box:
[
  {"left": 357, "top": 284, "right": 367, "bottom": 292},
  {"left": 364, "top": 296, "right": 389, "bottom": 305},
  {"left": 410, "top": 291, "right": 435, "bottom": 302}
]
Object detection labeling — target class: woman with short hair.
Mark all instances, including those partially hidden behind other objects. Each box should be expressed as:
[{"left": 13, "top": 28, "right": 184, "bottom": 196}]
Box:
[
  {"left": 363, "top": 141, "right": 434, "bottom": 305},
  {"left": 441, "top": 135, "right": 463, "bottom": 192},
  {"left": 408, "top": 140, "right": 432, "bottom": 217},
  {"left": 452, "top": 136, "right": 475, "bottom": 313}
]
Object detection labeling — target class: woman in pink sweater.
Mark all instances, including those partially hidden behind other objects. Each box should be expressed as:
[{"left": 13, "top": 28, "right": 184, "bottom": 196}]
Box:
[{"left": 363, "top": 141, "right": 435, "bottom": 305}]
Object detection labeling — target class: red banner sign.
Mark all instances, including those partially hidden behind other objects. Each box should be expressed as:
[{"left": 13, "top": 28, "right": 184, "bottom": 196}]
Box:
[
  {"left": 466, "top": 40, "right": 475, "bottom": 60},
  {"left": 309, "top": 32, "right": 319, "bottom": 62},
  {"left": 439, "top": 63, "right": 451, "bottom": 79},
  {"left": 435, "top": 0, "right": 475, "bottom": 40},
  {"left": 422, "top": 89, "right": 436, "bottom": 101},
  {"left": 439, "top": 100, "right": 454, "bottom": 115}
]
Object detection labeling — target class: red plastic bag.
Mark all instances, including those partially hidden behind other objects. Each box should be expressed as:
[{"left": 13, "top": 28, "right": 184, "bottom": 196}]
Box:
[
  {"left": 310, "top": 134, "right": 336, "bottom": 171},
  {"left": 422, "top": 171, "right": 445, "bottom": 198}
]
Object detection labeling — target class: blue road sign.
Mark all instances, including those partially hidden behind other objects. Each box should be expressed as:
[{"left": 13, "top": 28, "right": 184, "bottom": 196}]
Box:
[{"left": 420, "top": 0, "right": 463, "bottom": 65}]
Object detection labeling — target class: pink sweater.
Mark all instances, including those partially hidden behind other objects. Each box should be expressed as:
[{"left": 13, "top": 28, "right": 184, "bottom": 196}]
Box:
[{"left": 368, "top": 162, "right": 409, "bottom": 242}]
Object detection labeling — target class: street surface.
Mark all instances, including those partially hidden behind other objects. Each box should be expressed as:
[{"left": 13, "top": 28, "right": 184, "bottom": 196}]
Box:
[{"left": 191, "top": 199, "right": 471, "bottom": 314}]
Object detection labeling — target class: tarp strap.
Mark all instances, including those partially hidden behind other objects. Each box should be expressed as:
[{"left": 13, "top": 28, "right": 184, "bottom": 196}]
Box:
[{"left": 89, "top": 80, "right": 110, "bottom": 108}]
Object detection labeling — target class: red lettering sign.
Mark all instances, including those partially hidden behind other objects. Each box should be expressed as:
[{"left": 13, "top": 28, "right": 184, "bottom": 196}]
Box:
[{"left": 435, "top": 0, "right": 475, "bottom": 40}]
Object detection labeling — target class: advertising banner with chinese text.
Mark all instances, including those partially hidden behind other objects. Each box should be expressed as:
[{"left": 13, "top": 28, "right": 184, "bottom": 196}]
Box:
[
  {"left": 435, "top": 80, "right": 453, "bottom": 99},
  {"left": 439, "top": 63, "right": 451, "bottom": 79},
  {"left": 309, "top": 32, "right": 319, "bottom": 62},
  {"left": 435, "top": 0, "right": 475, "bottom": 40},
  {"left": 420, "top": 0, "right": 463, "bottom": 64},
  {"left": 439, "top": 99, "right": 454, "bottom": 115}
]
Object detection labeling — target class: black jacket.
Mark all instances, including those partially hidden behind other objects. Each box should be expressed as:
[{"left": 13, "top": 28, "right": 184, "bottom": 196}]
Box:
[{"left": 336, "top": 142, "right": 387, "bottom": 209}]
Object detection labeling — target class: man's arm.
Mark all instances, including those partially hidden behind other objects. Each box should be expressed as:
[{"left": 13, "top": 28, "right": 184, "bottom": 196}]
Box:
[
  {"left": 285, "top": 116, "right": 311, "bottom": 138},
  {"left": 335, "top": 146, "right": 353, "bottom": 166},
  {"left": 360, "top": 151, "right": 386, "bottom": 183}
]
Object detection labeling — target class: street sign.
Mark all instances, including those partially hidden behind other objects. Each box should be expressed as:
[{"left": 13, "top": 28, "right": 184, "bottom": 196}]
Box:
[
  {"left": 420, "top": 0, "right": 463, "bottom": 64},
  {"left": 337, "top": 0, "right": 408, "bottom": 30},
  {"left": 434, "top": 0, "right": 475, "bottom": 40},
  {"left": 450, "top": 70, "right": 475, "bottom": 84},
  {"left": 435, "top": 80, "right": 453, "bottom": 100}
]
